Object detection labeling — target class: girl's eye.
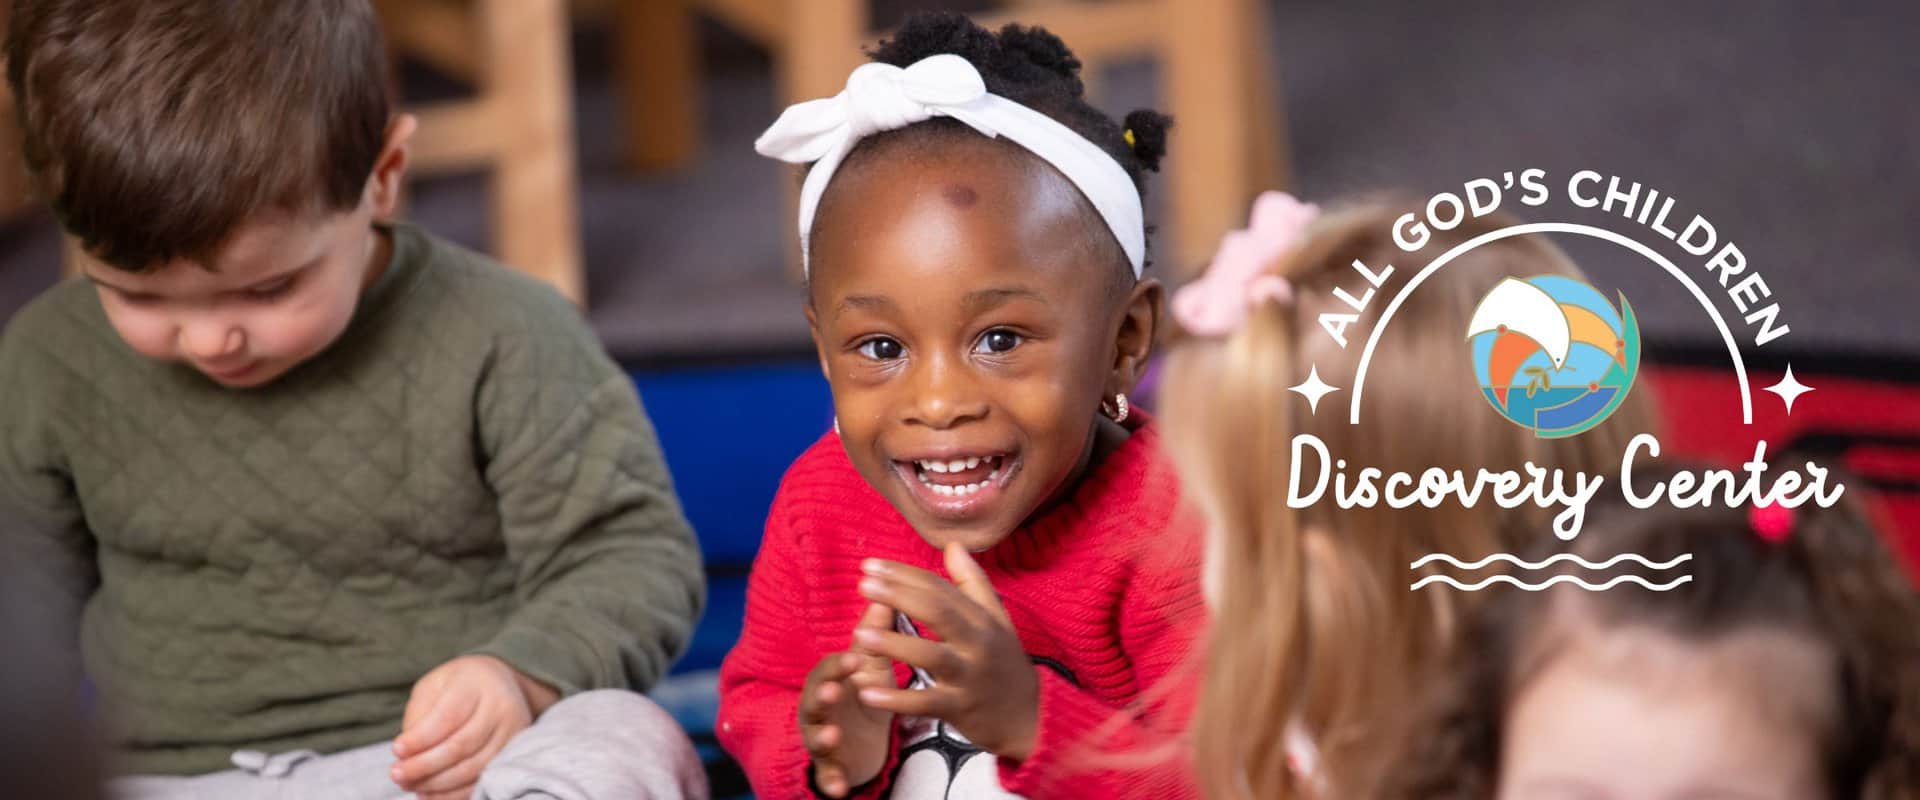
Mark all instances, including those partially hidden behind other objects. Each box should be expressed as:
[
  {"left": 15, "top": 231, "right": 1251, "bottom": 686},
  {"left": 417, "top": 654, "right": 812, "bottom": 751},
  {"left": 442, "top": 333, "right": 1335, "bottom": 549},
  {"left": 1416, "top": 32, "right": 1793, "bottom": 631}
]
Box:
[
  {"left": 976, "top": 329, "right": 1023, "bottom": 354},
  {"left": 857, "top": 337, "right": 905, "bottom": 361}
]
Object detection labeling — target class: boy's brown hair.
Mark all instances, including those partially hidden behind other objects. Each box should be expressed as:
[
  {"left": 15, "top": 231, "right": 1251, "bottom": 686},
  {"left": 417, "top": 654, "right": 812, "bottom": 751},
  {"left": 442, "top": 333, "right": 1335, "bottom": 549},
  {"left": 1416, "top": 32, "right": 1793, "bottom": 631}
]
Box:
[{"left": 6, "top": 0, "right": 392, "bottom": 271}]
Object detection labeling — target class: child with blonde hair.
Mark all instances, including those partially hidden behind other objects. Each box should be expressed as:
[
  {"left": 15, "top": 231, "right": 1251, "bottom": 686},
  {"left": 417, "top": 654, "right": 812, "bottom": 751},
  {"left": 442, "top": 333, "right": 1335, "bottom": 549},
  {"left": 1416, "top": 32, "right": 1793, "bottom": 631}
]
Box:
[
  {"left": 1160, "top": 192, "right": 1659, "bottom": 799},
  {"left": 1383, "top": 478, "right": 1920, "bottom": 799}
]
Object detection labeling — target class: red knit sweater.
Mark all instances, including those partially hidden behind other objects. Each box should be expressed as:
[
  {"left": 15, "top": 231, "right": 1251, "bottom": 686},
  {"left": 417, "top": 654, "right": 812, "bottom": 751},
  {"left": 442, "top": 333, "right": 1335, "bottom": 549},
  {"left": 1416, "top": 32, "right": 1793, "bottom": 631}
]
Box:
[{"left": 718, "top": 414, "right": 1203, "bottom": 799}]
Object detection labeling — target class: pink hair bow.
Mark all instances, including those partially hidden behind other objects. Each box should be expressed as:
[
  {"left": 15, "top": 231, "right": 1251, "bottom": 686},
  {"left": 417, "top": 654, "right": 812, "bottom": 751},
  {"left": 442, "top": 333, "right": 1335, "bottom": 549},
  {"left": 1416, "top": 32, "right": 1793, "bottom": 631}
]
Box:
[
  {"left": 1750, "top": 502, "right": 1795, "bottom": 544},
  {"left": 1172, "top": 191, "right": 1319, "bottom": 336}
]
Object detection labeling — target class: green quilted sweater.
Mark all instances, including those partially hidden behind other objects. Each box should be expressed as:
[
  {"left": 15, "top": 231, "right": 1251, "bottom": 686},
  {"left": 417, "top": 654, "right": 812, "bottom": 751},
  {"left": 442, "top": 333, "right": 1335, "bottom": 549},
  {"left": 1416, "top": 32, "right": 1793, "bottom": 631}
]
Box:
[{"left": 0, "top": 224, "right": 703, "bottom": 776}]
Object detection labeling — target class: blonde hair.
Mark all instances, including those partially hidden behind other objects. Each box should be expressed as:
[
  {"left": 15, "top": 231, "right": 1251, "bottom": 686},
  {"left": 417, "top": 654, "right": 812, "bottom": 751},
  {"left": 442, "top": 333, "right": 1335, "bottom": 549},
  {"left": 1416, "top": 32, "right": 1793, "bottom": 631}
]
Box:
[{"left": 1160, "top": 198, "right": 1659, "bottom": 799}]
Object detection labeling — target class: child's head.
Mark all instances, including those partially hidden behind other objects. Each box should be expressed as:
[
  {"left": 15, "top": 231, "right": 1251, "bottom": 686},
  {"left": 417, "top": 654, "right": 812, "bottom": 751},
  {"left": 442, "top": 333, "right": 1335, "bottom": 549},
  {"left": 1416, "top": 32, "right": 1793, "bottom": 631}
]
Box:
[
  {"left": 1159, "top": 196, "right": 1659, "bottom": 798},
  {"left": 1386, "top": 486, "right": 1920, "bottom": 800},
  {"left": 6, "top": 0, "right": 414, "bottom": 388},
  {"left": 767, "top": 13, "right": 1172, "bottom": 551}
]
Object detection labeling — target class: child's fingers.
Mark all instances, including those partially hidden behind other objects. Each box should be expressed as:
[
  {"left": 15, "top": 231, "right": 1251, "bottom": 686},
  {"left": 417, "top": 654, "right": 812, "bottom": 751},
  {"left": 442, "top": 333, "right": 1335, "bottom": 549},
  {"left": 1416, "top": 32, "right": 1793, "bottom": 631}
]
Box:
[
  {"left": 858, "top": 685, "right": 960, "bottom": 718},
  {"left": 391, "top": 710, "right": 491, "bottom": 787},
  {"left": 854, "top": 600, "right": 895, "bottom": 633},
  {"left": 858, "top": 576, "right": 967, "bottom": 639},
  {"left": 853, "top": 627, "right": 959, "bottom": 676},
  {"left": 410, "top": 712, "right": 517, "bottom": 795},
  {"left": 413, "top": 774, "right": 479, "bottom": 799},
  {"left": 408, "top": 737, "right": 496, "bottom": 795},
  {"left": 805, "top": 721, "right": 843, "bottom": 753},
  {"left": 411, "top": 759, "right": 484, "bottom": 796},
  {"left": 807, "top": 724, "right": 853, "bottom": 798},
  {"left": 808, "top": 651, "right": 862, "bottom": 685},
  {"left": 852, "top": 602, "right": 898, "bottom": 675},
  {"left": 400, "top": 680, "right": 439, "bottom": 732},
  {"left": 815, "top": 677, "right": 851, "bottom": 710},
  {"left": 944, "top": 542, "right": 1011, "bottom": 625},
  {"left": 859, "top": 559, "right": 954, "bottom": 595},
  {"left": 800, "top": 682, "right": 842, "bottom": 724},
  {"left": 393, "top": 688, "right": 477, "bottom": 758},
  {"left": 800, "top": 653, "right": 860, "bottom": 722},
  {"left": 858, "top": 564, "right": 984, "bottom": 638},
  {"left": 848, "top": 659, "right": 896, "bottom": 691},
  {"left": 396, "top": 676, "right": 446, "bottom": 751},
  {"left": 814, "top": 760, "right": 851, "bottom": 798},
  {"left": 820, "top": 679, "right": 847, "bottom": 704}
]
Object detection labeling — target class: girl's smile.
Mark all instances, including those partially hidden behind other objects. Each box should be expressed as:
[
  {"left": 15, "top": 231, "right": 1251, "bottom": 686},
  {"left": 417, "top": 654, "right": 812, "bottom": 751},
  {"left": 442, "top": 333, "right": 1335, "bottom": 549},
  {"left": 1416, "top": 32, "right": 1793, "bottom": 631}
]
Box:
[{"left": 894, "top": 449, "right": 1019, "bottom": 522}]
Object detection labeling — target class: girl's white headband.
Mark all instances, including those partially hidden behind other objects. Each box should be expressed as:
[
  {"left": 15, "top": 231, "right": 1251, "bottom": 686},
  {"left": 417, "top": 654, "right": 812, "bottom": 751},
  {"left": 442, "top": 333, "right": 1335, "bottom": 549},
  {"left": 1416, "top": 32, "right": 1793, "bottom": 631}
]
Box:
[{"left": 754, "top": 54, "right": 1147, "bottom": 278}]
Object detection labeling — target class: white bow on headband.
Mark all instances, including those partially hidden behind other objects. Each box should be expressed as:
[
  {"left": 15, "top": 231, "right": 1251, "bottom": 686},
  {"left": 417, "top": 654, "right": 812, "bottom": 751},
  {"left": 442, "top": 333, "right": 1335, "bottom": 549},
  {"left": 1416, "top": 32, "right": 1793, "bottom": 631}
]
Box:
[{"left": 754, "top": 54, "right": 1147, "bottom": 277}]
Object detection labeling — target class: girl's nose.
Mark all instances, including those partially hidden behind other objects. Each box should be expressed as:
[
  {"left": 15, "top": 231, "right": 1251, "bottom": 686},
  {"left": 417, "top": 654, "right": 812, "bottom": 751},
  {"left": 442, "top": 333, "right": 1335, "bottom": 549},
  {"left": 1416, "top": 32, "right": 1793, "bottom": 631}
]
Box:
[{"left": 905, "top": 355, "right": 988, "bottom": 429}]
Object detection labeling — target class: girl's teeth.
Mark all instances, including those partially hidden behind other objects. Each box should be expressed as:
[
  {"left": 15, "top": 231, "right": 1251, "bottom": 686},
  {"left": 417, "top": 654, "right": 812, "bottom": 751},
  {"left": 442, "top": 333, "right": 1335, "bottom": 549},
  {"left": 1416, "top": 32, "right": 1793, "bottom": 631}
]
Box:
[
  {"left": 916, "top": 456, "right": 1001, "bottom": 474},
  {"left": 917, "top": 469, "right": 1001, "bottom": 498}
]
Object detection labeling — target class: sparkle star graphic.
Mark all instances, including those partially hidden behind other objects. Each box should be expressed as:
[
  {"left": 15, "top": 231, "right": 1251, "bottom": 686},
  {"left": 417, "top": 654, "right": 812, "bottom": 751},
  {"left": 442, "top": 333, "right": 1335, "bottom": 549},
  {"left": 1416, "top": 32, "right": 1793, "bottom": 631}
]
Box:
[
  {"left": 1763, "top": 365, "right": 1814, "bottom": 415},
  {"left": 1290, "top": 365, "right": 1340, "bottom": 415}
]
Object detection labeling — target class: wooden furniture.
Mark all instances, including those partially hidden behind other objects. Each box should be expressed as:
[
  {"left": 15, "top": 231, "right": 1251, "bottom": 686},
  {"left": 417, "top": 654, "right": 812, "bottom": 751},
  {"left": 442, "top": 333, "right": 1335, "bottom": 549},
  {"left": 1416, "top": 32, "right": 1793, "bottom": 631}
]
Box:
[
  {"left": 377, "top": 0, "right": 586, "bottom": 304},
  {"left": 630, "top": 0, "right": 1292, "bottom": 276}
]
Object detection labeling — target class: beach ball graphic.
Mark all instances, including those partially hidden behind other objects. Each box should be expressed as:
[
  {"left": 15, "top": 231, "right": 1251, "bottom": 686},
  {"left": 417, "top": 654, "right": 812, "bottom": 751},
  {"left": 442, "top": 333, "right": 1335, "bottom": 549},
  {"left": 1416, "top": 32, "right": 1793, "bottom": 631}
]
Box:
[{"left": 1467, "top": 275, "right": 1640, "bottom": 438}]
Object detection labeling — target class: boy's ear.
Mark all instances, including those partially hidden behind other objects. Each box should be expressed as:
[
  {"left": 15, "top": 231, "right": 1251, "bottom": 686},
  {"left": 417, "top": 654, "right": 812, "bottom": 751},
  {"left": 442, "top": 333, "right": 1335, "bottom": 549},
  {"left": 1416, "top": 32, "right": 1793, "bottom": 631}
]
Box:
[
  {"left": 1110, "top": 278, "right": 1163, "bottom": 395},
  {"left": 366, "top": 113, "right": 418, "bottom": 219}
]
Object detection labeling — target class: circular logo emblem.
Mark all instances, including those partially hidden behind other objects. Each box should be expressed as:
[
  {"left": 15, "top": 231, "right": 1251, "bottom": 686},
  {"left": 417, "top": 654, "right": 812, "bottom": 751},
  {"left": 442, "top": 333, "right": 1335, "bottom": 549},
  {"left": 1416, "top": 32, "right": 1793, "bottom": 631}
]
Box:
[{"left": 1467, "top": 275, "right": 1640, "bottom": 438}]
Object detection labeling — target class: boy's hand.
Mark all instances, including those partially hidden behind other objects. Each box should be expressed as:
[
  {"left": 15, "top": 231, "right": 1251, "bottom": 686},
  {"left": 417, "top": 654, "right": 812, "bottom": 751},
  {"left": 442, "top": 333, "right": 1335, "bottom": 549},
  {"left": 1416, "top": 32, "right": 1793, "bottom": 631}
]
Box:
[
  {"left": 391, "top": 654, "right": 548, "bottom": 800},
  {"left": 854, "top": 544, "right": 1039, "bottom": 761},
  {"left": 800, "top": 602, "right": 897, "bottom": 798}
]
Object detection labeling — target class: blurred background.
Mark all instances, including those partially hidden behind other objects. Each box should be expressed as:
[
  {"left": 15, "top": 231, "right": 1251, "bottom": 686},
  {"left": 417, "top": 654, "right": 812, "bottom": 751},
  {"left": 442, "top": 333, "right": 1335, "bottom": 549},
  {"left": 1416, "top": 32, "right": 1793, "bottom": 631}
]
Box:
[{"left": 1, "top": 0, "right": 1914, "bottom": 795}]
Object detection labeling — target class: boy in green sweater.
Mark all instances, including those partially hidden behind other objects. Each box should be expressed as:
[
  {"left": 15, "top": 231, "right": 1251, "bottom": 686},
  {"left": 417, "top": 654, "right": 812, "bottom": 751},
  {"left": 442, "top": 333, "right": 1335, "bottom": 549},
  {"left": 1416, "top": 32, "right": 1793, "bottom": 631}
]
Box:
[{"left": 0, "top": 2, "right": 706, "bottom": 798}]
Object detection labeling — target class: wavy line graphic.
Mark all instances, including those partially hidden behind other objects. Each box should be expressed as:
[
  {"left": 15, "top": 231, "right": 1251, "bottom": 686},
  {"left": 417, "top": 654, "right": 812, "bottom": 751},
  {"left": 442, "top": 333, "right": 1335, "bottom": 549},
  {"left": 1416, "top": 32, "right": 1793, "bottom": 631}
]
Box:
[
  {"left": 1410, "top": 552, "right": 1692, "bottom": 571},
  {"left": 1411, "top": 574, "right": 1694, "bottom": 592}
]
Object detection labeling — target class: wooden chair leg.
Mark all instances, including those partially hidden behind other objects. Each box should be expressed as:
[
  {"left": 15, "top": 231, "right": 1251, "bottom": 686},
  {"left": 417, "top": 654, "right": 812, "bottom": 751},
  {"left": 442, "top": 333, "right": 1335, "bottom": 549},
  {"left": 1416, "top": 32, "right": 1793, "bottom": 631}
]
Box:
[
  {"left": 1162, "top": 0, "right": 1257, "bottom": 278},
  {"left": 1242, "top": 0, "right": 1292, "bottom": 196},
  {"left": 374, "top": 0, "right": 481, "bottom": 84},
  {"left": 775, "top": 0, "right": 866, "bottom": 279},
  {"left": 479, "top": 0, "right": 586, "bottom": 305},
  {"left": 777, "top": 0, "right": 866, "bottom": 107},
  {"left": 621, "top": 0, "right": 701, "bottom": 171}
]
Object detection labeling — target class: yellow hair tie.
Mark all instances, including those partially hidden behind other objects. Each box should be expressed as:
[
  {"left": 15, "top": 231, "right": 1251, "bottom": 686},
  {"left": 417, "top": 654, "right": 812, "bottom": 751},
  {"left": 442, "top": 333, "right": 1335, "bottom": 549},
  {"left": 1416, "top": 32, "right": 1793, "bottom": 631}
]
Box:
[{"left": 1123, "top": 129, "right": 1136, "bottom": 149}]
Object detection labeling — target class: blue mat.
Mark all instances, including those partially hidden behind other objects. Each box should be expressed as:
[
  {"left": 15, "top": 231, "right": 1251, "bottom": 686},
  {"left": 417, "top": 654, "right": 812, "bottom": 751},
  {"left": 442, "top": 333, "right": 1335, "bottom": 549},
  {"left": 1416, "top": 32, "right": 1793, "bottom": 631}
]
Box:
[
  {"left": 634, "top": 360, "right": 833, "bottom": 573},
  {"left": 632, "top": 360, "right": 832, "bottom": 799}
]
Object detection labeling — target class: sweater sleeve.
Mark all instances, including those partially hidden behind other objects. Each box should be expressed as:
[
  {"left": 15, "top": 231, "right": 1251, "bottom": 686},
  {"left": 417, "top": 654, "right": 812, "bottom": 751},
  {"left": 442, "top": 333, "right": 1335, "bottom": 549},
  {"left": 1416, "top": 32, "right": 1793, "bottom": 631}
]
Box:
[
  {"left": 0, "top": 315, "right": 98, "bottom": 683},
  {"left": 717, "top": 491, "right": 902, "bottom": 800},
  {"left": 468, "top": 308, "right": 704, "bottom": 696},
  {"left": 996, "top": 560, "right": 1204, "bottom": 799}
]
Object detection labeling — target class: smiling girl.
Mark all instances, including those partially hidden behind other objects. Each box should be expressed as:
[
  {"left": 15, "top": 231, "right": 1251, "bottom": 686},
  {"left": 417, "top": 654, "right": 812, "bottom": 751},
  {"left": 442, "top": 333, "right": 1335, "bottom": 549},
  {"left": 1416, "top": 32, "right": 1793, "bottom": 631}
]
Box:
[{"left": 716, "top": 14, "right": 1202, "bottom": 800}]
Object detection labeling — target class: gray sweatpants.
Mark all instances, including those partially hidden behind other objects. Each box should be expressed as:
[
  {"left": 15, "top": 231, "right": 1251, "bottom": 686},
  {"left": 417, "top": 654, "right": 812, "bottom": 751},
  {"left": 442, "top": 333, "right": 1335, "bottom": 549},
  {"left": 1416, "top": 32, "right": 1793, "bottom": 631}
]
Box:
[{"left": 110, "top": 690, "right": 708, "bottom": 800}]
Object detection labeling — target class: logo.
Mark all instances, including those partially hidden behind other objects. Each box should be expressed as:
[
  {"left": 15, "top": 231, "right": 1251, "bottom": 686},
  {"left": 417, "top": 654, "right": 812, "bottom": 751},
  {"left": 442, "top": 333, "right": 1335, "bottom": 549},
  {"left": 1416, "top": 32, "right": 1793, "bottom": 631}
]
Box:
[
  {"left": 1466, "top": 275, "right": 1640, "bottom": 438},
  {"left": 1273, "top": 170, "right": 1849, "bottom": 591}
]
